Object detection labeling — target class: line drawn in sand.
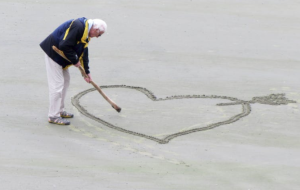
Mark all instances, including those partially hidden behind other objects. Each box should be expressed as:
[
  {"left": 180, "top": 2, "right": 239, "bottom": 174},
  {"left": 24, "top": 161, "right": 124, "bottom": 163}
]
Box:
[{"left": 72, "top": 85, "right": 296, "bottom": 144}]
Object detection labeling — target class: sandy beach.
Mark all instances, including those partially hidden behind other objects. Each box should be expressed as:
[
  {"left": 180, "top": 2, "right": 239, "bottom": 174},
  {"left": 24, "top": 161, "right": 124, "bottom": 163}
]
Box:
[{"left": 0, "top": 0, "right": 299, "bottom": 189}]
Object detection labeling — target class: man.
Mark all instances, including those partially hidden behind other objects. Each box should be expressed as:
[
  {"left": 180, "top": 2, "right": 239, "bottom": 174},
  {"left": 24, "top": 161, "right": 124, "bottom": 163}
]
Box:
[{"left": 40, "top": 17, "right": 107, "bottom": 125}]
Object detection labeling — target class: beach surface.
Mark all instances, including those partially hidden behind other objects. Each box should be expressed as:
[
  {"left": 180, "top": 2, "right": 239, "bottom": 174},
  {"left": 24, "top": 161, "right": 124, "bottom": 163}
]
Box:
[{"left": 0, "top": 0, "right": 299, "bottom": 189}]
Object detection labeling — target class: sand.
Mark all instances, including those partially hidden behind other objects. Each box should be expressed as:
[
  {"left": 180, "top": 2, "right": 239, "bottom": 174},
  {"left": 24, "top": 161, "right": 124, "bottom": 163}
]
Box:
[{"left": 1, "top": 0, "right": 300, "bottom": 189}]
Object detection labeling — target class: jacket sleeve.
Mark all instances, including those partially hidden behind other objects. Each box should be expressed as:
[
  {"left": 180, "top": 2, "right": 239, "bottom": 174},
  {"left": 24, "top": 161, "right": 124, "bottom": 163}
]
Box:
[
  {"left": 58, "top": 20, "right": 83, "bottom": 64},
  {"left": 82, "top": 47, "right": 90, "bottom": 74}
]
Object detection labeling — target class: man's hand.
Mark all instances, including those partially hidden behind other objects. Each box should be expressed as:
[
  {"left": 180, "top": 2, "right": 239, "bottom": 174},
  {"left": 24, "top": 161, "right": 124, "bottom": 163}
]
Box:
[
  {"left": 73, "top": 61, "right": 91, "bottom": 83},
  {"left": 74, "top": 61, "right": 80, "bottom": 67},
  {"left": 84, "top": 74, "right": 92, "bottom": 83}
]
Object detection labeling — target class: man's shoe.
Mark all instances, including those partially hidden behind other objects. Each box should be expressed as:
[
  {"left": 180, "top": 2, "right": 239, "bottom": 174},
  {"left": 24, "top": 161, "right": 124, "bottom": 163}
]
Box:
[
  {"left": 48, "top": 117, "right": 70, "bottom": 125},
  {"left": 60, "top": 111, "right": 74, "bottom": 118}
]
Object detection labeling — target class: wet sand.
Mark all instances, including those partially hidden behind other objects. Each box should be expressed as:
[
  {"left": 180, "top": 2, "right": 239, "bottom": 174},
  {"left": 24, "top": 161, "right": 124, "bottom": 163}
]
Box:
[{"left": 1, "top": 0, "right": 300, "bottom": 189}]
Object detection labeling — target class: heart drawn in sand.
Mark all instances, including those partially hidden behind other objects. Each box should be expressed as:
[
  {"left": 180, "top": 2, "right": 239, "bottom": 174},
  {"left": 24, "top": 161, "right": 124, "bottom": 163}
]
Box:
[{"left": 72, "top": 85, "right": 296, "bottom": 144}]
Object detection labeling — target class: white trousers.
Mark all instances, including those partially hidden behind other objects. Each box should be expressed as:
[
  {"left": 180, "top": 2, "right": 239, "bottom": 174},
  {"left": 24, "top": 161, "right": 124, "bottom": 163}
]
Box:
[{"left": 45, "top": 54, "right": 70, "bottom": 118}]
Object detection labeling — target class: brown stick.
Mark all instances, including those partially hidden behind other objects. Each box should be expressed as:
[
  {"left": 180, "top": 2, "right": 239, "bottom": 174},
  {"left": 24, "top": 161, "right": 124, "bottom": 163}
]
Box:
[{"left": 52, "top": 45, "right": 121, "bottom": 112}]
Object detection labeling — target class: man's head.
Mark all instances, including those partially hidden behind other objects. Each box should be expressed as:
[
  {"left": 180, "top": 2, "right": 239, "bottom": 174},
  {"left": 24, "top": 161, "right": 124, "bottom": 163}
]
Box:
[{"left": 89, "top": 19, "right": 107, "bottom": 38}]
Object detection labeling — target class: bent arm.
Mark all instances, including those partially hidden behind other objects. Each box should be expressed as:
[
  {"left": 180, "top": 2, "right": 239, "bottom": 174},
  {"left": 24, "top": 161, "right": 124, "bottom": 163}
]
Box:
[{"left": 82, "top": 47, "right": 90, "bottom": 74}]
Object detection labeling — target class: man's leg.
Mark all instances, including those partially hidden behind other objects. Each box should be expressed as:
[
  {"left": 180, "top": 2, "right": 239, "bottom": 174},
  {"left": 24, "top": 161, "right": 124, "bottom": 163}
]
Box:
[
  {"left": 59, "top": 68, "right": 74, "bottom": 118},
  {"left": 60, "top": 68, "right": 70, "bottom": 113},
  {"left": 45, "top": 54, "right": 64, "bottom": 118}
]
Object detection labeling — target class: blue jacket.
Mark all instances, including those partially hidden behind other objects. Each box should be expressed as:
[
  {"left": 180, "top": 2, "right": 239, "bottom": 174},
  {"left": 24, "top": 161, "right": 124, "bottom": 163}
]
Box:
[{"left": 40, "top": 17, "right": 90, "bottom": 74}]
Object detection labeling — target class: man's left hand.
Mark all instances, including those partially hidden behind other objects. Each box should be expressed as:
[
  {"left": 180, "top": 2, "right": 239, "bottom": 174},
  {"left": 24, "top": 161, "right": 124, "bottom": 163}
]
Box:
[{"left": 84, "top": 74, "right": 92, "bottom": 83}]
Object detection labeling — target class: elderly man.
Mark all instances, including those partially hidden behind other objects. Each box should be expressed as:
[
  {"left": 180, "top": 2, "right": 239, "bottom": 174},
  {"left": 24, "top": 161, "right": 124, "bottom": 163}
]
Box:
[{"left": 40, "top": 17, "right": 107, "bottom": 125}]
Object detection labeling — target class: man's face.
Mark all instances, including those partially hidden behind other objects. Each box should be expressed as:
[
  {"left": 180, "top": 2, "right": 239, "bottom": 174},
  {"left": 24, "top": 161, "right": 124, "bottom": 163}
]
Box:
[{"left": 89, "top": 28, "right": 104, "bottom": 38}]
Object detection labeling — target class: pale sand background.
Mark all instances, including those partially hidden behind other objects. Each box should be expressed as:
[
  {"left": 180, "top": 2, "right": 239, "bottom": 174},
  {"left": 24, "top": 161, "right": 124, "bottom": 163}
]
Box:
[{"left": 0, "top": 0, "right": 300, "bottom": 189}]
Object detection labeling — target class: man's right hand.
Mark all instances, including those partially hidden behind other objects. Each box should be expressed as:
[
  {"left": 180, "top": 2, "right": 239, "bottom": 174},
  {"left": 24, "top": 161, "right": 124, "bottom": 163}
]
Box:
[{"left": 74, "top": 61, "right": 80, "bottom": 67}]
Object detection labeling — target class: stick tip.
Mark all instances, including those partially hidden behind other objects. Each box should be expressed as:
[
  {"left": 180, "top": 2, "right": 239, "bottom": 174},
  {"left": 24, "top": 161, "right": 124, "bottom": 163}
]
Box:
[{"left": 112, "top": 105, "right": 121, "bottom": 113}]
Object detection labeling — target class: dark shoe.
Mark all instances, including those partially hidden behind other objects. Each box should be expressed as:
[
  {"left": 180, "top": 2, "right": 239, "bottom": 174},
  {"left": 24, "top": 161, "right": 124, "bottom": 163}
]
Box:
[
  {"left": 60, "top": 111, "right": 74, "bottom": 118},
  {"left": 48, "top": 117, "right": 70, "bottom": 125}
]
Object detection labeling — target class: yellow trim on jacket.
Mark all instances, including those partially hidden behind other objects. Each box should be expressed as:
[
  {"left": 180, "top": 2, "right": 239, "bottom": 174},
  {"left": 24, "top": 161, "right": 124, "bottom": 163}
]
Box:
[
  {"left": 63, "top": 20, "right": 75, "bottom": 40},
  {"left": 80, "top": 20, "right": 90, "bottom": 48}
]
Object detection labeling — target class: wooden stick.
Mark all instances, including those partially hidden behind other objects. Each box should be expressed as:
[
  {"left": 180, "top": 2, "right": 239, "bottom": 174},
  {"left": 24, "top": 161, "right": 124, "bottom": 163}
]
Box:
[{"left": 52, "top": 45, "right": 121, "bottom": 112}]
